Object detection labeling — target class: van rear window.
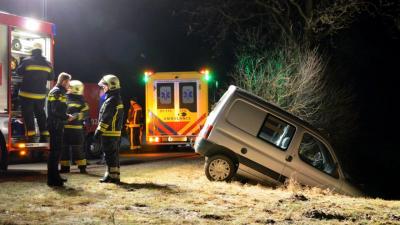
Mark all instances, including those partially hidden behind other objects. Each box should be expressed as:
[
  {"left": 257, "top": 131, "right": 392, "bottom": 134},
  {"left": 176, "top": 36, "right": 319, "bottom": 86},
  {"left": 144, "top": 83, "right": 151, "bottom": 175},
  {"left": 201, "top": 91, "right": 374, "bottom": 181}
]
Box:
[
  {"left": 258, "top": 114, "right": 295, "bottom": 150},
  {"left": 157, "top": 83, "right": 174, "bottom": 109},
  {"left": 179, "top": 82, "right": 197, "bottom": 112}
]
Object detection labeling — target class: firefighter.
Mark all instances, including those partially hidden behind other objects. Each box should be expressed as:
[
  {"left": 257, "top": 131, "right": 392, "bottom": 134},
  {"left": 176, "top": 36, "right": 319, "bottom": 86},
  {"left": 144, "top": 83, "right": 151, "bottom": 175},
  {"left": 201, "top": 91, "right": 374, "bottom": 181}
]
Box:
[
  {"left": 16, "top": 43, "right": 54, "bottom": 142},
  {"left": 126, "top": 99, "right": 142, "bottom": 150},
  {"left": 60, "top": 80, "right": 89, "bottom": 174},
  {"left": 94, "top": 74, "right": 124, "bottom": 183},
  {"left": 47, "top": 72, "right": 75, "bottom": 186}
]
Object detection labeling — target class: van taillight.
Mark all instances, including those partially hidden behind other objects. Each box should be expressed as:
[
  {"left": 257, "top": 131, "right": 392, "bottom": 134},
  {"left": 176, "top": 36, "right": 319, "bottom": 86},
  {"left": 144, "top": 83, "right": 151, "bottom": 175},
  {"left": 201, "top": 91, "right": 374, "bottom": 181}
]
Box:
[{"left": 203, "top": 124, "right": 213, "bottom": 139}]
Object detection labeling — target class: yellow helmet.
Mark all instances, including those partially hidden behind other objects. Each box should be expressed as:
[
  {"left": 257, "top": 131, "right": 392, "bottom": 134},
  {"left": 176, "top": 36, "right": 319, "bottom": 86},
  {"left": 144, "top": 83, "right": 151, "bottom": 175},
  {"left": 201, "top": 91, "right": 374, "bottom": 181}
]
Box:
[
  {"left": 98, "top": 74, "right": 120, "bottom": 90},
  {"left": 69, "top": 80, "right": 84, "bottom": 95}
]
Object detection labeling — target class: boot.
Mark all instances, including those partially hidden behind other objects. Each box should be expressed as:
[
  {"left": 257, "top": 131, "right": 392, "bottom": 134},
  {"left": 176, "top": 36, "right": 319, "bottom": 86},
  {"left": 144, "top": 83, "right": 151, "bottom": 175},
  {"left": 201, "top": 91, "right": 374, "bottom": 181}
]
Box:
[
  {"left": 47, "top": 174, "right": 65, "bottom": 186},
  {"left": 99, "top": 171, "right": 120, "bottom": 183},
  {"left": 59, "top": 166, "right": 70, "bottom": 173},
  {"left": 47, "top": 179, "right": 64, "bottom": 187},
  {"left": 99, "top": 175, "right": 120, "bottom": 183}
]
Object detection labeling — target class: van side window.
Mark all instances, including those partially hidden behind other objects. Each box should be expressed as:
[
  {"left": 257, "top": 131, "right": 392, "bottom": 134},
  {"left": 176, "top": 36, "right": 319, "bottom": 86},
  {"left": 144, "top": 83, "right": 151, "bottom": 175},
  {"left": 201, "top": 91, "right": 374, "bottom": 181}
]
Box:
[
  {"left": 257, "top": 114, "right": 295, "bottom": 150},
  {"left": 298, "top": 133, "right": 339, "bottom": 178}
]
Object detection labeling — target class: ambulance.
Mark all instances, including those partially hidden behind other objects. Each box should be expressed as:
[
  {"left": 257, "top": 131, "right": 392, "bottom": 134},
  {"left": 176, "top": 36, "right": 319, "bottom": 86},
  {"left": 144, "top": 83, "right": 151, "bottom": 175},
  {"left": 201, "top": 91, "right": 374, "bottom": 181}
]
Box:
[
  {"left": 0, "top": 11, "right": 55, "bottom": 170},
  {"left": 143, "top": 70, "right": 210, "bottom": 145}
]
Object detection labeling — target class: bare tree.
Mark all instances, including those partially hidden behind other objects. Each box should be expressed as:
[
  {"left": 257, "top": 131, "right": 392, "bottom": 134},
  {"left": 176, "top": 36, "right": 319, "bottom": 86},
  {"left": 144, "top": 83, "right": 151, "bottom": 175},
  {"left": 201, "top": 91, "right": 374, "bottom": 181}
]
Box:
[
  {"left": 187, "top": 0, "right": 374, "bottom": 46},
  {"left": 232, "top": 33, "right": 358, "bottom": 152}
]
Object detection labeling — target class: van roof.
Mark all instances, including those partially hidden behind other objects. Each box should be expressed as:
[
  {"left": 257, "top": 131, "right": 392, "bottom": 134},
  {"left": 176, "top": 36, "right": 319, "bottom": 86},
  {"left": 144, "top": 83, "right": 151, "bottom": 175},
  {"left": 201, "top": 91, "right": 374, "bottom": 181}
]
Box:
[{"left": 230, "top": 85, "right": 329, "bottom": 140}]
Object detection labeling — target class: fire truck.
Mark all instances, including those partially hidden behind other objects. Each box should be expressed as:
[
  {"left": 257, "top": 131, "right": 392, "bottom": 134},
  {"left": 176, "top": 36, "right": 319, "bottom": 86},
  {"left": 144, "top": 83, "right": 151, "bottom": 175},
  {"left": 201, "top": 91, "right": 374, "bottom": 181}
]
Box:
[
  {"left": 0, "top": 11, "right": 56, "bottom": 171},
  {"left": 142, "top": 70, "right": 210, "bottom": 146},
  {"left": 82, "top": 83, "right": 102, "bottom": 158}
]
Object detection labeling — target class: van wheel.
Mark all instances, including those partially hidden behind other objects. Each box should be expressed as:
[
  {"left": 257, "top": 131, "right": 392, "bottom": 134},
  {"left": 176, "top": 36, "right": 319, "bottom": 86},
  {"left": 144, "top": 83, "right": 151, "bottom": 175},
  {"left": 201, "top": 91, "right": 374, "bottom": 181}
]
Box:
[
  {"left": 205, "top": 155, "right": 236, "bottom": 182},
  {"left": 0, "top": 133, "right": 8, "bottom": 171}
]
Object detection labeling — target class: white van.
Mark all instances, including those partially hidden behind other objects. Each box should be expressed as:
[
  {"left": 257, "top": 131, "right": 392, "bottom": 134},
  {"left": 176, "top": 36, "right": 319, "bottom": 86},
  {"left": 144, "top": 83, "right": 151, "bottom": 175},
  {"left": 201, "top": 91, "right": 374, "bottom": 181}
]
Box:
[{"left": 194, "top": 85, "right": 362, "bottom": 196}]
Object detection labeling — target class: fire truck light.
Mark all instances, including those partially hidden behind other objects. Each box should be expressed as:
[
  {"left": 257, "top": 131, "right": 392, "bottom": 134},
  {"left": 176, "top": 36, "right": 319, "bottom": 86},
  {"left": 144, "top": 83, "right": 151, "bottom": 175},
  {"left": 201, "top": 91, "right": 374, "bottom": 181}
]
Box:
[
  {"left": 149, "top": 137, "right": 154, "bottom": 142},
  {"left": 168, "top": 136, "right": 173, "bottom": 142},
  {"left": 17, "top": 143, "right": 26, "bottom": 148},
  {"left": 155, "top": 137, "right": 160, "bottom": 142},
  {"left": 19, "top": 150, "right": 27, "bottom": 156},
  {"left": 25, "top": 19, "right": 40, "bottom": 31}
]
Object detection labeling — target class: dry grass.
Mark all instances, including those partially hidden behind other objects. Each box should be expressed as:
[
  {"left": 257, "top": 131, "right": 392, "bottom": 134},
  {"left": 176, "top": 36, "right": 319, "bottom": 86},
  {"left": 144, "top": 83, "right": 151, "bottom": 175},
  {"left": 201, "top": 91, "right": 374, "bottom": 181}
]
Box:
[{"left": 1, "top": 157, "right": 400, "bottom": 225}]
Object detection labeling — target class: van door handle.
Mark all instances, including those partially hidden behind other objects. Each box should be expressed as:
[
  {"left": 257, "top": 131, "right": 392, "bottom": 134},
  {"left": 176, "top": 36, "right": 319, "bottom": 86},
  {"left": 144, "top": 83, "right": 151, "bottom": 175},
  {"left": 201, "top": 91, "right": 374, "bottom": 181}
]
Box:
[
  {"left": 241, "top": 147, "right": 247, "bottom": 154},
  {"left": 285, "top": 155, "right": 293, "bottom": 162}
]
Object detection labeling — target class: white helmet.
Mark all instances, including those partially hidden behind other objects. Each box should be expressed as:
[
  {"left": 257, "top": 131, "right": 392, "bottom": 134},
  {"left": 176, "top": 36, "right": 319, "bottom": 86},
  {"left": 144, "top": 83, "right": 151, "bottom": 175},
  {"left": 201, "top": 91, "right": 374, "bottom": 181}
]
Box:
[
  {"left": 69, "top": 80, "right": 84, "bottom": 95},
  {"left": 98, "top": 74, "right": 120, "bottom": 90}
]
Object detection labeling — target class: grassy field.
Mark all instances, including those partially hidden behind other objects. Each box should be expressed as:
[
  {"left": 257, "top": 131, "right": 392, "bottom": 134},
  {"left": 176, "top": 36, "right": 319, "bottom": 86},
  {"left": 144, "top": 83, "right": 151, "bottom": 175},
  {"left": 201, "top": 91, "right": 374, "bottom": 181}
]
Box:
[{"left": 1, "top": 156, "right": 399, "bottom": 225}]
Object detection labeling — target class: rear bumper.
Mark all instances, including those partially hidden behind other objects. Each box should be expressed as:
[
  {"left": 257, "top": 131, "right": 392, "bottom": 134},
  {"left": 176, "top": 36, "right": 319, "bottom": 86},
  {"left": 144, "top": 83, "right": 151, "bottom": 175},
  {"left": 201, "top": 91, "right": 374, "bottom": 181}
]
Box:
[
  {"left": 8, "top": 142, "right": 49, "bottom": 151},
  {"left": 146, "top": 135, "right": 196, "bottom": 145},
  {"left": 194, "top": 138, "right": 217, "bottom": 156}
]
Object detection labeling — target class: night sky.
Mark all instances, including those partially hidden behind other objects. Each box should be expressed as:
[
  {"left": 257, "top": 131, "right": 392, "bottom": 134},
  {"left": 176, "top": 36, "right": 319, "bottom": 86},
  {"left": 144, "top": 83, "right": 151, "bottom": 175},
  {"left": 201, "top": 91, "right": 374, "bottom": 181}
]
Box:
[
  {"left": 0, "top": 0, "right": 221, "bottom": 106},
  {"left": 1, "top": 0, "right": 399, "bottom": 198}
]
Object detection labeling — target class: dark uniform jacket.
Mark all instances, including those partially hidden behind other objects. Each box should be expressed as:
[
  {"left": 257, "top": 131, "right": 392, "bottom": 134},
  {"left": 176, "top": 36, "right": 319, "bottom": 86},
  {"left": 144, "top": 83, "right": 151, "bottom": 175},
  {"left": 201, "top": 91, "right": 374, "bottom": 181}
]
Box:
[
  {"left": 96, "top": 90, "right": 124, "bottom": 138},
  {"left": 47, "top": 85, "right": 68, "bottom": 130},
  {"left": 17, "top": 49, "right": 54, "bottom": 100},
  {"left": 64, "top": 94, "right": 90, "bottom": 130}
]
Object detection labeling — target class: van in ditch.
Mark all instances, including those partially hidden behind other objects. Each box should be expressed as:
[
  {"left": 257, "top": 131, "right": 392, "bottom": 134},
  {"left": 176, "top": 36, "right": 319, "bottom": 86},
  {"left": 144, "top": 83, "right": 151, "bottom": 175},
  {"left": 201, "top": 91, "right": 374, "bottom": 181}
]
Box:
[{"left": 194, "top": 85, "right": 362, "bottom": 196}]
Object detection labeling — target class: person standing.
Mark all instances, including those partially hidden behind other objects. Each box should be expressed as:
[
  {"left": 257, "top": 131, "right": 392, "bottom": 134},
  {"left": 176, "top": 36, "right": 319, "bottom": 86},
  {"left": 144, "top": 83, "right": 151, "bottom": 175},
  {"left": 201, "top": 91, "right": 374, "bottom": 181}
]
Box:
[
  {"left": 16, "top": 43, "right": 54, "bottom": 142},
  {"left": 126, "top": 99, "right": 142, "bottom": 150},
  {"left": 94, "top": 74, "right": 124, "bottom": 183},
  {"left": 60, "top": 80, "right": 89, "bottom": 174},
  {"left": 47, "top": 72, "right": 74, "bottom": 186}
]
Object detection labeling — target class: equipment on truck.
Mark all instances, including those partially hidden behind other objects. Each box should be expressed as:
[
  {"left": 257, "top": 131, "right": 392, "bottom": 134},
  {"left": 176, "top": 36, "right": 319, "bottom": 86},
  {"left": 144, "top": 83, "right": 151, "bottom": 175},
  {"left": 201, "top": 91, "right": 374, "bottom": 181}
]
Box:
[{"left": 0, "top": 11, "right": 56, "bottom": 170}]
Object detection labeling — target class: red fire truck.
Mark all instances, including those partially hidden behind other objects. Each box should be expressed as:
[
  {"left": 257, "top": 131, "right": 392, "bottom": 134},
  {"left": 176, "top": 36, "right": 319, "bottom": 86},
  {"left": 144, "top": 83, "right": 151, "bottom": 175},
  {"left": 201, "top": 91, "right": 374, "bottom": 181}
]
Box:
[
  {"left": 0, "top": 11, "right": 56, "bottom": 171},
  {"left": 81, "top": 83, "right": 102, "bottom": 158}
]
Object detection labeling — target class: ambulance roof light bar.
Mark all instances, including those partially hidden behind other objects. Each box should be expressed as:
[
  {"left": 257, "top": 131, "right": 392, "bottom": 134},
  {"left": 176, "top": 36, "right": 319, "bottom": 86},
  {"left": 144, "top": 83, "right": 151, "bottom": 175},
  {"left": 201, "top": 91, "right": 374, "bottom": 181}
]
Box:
[
  {"left": 143, "top": 70, "right": 153, "bottom": 83},
  {"left": 200, "top": 68, "right": 212, "bottom": 82}
]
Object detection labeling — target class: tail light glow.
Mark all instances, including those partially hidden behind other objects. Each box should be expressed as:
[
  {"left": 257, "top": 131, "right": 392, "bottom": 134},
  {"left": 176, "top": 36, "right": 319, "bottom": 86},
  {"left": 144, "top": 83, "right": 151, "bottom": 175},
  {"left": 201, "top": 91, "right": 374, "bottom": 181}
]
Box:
[
  {"left": 19, "top": 150, "right": 27, "bottom": 156},
  {"left": 17, "top": 143, "right": 26, "bottom": 148}
]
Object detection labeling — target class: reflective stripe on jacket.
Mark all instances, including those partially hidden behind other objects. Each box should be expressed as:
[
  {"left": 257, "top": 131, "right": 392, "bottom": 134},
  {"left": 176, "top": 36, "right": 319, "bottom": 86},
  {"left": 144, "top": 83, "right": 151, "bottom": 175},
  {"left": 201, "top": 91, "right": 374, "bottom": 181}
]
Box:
[
  {"left": 96, "top": 90, "right": 124, "bottom": 137},
  {"left": 47, "top": 85, "right": 68, "bottom": 130},
  {"left": 64, "top": 94, "right": 90, "bottom": 130},
  {"left": 17, "top": 51, "right": 54, "bottom": 99}
]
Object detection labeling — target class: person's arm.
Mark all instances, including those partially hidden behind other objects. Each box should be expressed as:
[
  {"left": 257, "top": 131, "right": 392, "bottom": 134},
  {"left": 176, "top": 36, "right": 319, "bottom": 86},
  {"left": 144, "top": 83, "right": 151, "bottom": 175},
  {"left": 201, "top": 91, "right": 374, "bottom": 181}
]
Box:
[
  {"left": 96, "top": 99, "right": 117, "bottom": 135},
  {"left": 47, "top": 62, "right": 55, "bottom": 81},
  {"left": 79, "top": 102, "right": 90, "bottom": 121},
  {"left": 48, "top": 92, "right": 69, "bottom": 120},
  {"left": 16, "top": 60, "right": 26, "bottom": 75}
]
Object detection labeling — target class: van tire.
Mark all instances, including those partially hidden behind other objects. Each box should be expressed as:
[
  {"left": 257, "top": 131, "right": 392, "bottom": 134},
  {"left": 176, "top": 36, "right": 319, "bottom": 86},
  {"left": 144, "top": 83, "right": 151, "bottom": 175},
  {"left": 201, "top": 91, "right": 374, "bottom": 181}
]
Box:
[
  {"left": 205, "top": 155, "right": 236, "bottom": 182},
  {"left": 0, "top": 132, "right": 8, "bottom": 171}
]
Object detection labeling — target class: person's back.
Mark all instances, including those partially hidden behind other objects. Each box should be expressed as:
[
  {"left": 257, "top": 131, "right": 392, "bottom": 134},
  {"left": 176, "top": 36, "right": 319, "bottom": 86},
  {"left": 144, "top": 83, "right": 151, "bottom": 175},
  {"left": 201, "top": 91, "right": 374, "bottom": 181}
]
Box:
[
  {"left": 17, "top": 48, "right": 54, "bottom": 99},
  {"left": 60, "top": 81, "right": 89, "bottom": 174},
  {"left": 16, "top": 45, "right": 54, "bottom": 141}
]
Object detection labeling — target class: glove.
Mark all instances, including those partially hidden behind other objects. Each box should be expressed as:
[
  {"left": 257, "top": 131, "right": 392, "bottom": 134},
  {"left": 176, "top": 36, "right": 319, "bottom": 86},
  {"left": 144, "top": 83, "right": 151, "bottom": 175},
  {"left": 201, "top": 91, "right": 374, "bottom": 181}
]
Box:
[{"left": 93, "top": 130, "right": 101, "bottom": 141}]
